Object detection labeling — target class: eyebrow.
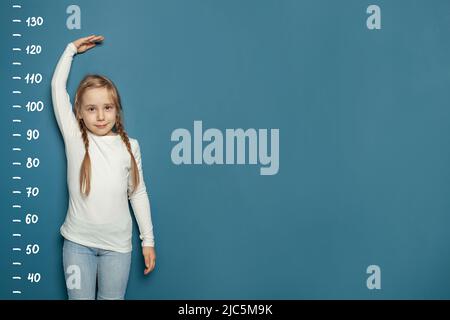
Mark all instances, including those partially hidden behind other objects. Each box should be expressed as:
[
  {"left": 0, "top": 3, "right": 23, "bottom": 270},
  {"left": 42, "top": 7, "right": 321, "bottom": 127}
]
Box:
[{"left": 85, "top": 104, "right": 114, "bottom": 107}]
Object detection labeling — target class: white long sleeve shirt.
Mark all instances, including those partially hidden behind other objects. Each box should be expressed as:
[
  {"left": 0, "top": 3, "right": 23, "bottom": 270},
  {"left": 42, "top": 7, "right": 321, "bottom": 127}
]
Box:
[{"left": 51, "top": 42, "right": 154, "bottom": 253}]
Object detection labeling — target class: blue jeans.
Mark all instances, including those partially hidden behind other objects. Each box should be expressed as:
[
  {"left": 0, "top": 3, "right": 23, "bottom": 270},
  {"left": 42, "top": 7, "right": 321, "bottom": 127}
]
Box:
[{"left": 62, "top": 239, "right": 131, "bottom": 300}]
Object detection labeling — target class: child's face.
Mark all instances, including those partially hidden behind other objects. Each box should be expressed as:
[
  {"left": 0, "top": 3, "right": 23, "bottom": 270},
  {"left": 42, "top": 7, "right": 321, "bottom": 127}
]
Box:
[{"left": 79, "top": 87, "right": 118, "bottom": 136}]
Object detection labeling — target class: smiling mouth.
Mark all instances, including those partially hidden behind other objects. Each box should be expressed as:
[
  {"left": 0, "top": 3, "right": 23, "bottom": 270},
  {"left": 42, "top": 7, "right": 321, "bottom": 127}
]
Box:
[{"left": 95, "top": 124, "right": 108, "bottom": 128}]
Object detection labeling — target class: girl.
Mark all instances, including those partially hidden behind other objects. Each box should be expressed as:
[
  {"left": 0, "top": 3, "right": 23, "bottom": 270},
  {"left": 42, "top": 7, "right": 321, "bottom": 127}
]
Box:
[{"left": 51, "top": 35, "right": 156, "bottom": 300}]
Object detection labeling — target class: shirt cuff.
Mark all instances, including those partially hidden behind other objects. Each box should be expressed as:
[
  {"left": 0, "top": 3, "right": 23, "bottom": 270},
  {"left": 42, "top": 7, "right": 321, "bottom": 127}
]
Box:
[
  {"left": 141, "top": 239, "right": 154, "bottom": 247},
  {"left": 67, "top": 42, "right": 78, "bottom": 55},
  {"left": 140, "top": 234, "right": 154, "bottom": 247}
]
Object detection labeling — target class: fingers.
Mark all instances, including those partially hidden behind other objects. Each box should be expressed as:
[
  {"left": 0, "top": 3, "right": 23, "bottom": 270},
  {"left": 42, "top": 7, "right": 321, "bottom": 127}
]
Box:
[
  {"left": 83, "top": 34, "right": 104, "bottom": 44},
  {"left": 144, "top": 254, "right": 151, "bottom": 275},
  {"left": 90, "top": 35, "right": 104, "bottom": 42},
  {"left": 144, "top": 266, "right": 151, "bottom": 275},
  {"left": 85, "top": 34, "right": 100, "bottom": 40},
  {"left": 80, "top": 35, "right": 95, "bottom": 43},
  {"left": 151, "top": 258, "right": 156, "bottom": 272},
  {"left": 143, "top": 255, "right": 156, "bottom": 275},
  {"left": 73, "top": 35, "right": 104, "bottom": 52},
  {"left": 91, "top": 36, "right": 104, "bottom": 43}
]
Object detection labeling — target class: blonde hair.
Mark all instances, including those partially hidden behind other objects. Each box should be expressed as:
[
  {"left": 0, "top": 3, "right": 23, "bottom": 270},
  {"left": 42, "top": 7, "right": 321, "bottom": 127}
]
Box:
[{"left": 73, "top": 74, "right": 140, "bottom": 196}]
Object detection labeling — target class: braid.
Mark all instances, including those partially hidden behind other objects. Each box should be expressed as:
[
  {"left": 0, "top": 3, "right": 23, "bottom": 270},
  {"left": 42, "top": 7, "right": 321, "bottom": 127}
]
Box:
[
  {"left": 115, "top": 115, "right": 140, "bottom": 194},
  {"left": 78, "top": 119, "right": 91, "bottom": 196}
]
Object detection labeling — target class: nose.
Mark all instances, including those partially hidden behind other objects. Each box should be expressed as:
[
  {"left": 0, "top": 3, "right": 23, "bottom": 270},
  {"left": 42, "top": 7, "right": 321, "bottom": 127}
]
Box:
[{"left": 97, "top": 109, "right": 105, "bottom": 121}]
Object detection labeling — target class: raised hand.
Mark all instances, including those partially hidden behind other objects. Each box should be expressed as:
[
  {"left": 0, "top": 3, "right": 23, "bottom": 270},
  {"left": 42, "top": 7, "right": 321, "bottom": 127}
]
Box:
[{"left": 72, "top": 35, "right": 104, "bottom": 54}]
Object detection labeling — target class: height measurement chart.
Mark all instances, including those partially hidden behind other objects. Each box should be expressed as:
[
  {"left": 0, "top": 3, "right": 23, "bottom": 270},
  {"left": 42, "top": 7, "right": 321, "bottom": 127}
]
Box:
[
  {"left": 2, "top": 0, "right": 450, "bottom": 300},
  {"left": 1, "top": 3, "right": 47, "bottom": 299}
]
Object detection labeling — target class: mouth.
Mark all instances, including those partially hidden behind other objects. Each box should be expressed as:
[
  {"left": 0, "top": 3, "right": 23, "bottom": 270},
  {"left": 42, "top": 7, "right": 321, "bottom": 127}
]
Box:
[{"left": 95, "top": 124, "right": 108, "bottom": 129}]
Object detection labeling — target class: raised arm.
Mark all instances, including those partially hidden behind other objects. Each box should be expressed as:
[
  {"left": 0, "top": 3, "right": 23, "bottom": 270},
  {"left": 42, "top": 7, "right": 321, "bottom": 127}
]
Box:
[
  {"left": 51, "top": 35, "right": 104, "bottom": 141},
  {"left": 51, "top": 42, "right": 80, "bottom": 141}
]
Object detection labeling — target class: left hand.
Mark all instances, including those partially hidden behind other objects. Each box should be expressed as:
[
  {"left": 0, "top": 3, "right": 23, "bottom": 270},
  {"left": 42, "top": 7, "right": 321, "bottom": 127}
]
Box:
[{"left": 142, "top": 246, "right": 156, "bottom": 275}]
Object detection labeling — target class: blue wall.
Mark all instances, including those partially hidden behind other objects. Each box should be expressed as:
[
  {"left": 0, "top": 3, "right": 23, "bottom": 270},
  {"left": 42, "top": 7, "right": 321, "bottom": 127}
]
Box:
[{"left": 2, "top": 0, "right": 450, "bottom": 299}]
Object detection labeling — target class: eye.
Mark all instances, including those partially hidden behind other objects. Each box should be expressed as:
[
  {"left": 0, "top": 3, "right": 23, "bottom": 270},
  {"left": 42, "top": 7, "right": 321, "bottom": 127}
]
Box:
[{"left": 88, "top": 107, "right": 95, "bottom": 112}]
